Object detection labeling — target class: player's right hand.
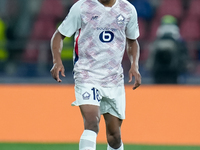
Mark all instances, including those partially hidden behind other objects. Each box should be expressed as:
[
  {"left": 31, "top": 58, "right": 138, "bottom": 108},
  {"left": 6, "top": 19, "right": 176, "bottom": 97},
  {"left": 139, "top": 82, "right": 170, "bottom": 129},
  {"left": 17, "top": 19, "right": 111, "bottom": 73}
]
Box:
[{"left": 50, "top": 63, "right": 65, "bottom": 82}]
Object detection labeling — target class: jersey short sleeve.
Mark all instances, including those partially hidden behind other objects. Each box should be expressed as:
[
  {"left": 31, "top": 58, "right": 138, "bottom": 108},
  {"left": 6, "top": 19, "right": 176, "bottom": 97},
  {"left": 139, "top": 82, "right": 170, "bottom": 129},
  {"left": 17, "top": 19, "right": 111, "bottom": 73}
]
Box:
[
  {"left": 58, "top": 1, "right": 82, "bottom": 37},
  {"left": 125, "top": 6, "right": 140, "bottom": 40}
]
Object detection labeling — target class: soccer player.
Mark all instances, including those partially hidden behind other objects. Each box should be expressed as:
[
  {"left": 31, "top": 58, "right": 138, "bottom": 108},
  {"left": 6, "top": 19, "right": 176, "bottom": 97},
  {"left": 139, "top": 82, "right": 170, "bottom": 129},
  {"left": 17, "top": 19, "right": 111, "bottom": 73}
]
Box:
[{"left": 50, "top": 0, "right": 141, "bottom": 150}]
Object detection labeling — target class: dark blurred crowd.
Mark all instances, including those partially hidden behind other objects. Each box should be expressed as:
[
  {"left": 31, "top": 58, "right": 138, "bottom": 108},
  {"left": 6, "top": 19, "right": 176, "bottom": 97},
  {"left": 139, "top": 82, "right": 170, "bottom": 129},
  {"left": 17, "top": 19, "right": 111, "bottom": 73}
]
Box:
[{"left": 0, "top": 0, "right": 200, "bottom": 84}]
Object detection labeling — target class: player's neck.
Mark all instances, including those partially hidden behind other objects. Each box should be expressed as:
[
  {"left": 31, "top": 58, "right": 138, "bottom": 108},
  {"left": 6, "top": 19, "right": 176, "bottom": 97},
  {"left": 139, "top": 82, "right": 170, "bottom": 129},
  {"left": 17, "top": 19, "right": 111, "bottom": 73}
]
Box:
[{"left": 98, "top": 0, "right": 116, "bottom": 7}]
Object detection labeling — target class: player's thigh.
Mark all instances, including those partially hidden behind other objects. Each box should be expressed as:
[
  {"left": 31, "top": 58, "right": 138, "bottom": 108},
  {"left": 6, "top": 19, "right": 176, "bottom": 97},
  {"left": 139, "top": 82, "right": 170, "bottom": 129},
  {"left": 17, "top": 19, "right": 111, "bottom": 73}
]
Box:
[
  {"left": 103, "top": 113, "right": 123, "bottom": 135},
  {"left": 80, "top": 105, "right": 101, "bottom": 125}
]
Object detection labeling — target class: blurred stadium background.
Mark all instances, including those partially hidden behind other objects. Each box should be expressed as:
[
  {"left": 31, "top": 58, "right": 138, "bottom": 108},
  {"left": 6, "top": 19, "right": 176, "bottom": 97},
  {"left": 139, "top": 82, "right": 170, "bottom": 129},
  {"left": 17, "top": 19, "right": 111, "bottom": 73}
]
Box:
[
  {"left": 0, "top": 0, "right": 200, "bottom": 150},
  {"left": 0, "top": 0, "right": 200, "bottom": 84}
]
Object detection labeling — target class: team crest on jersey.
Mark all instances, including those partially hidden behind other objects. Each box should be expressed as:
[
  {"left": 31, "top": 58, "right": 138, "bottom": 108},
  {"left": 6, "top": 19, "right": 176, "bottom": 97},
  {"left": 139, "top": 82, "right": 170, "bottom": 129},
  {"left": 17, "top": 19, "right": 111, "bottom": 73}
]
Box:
[
  {"left": 82, "top": 92, "right": 90, "bottom": 100},
  {"left": 116, "top": 14, "right": 125, "bottom": 26}
]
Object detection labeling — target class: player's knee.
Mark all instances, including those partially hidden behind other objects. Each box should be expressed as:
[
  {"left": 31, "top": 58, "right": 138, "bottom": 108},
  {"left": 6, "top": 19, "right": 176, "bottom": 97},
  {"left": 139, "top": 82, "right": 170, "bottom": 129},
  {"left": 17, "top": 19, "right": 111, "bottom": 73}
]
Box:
[
  {"left": 108, "top": 132, "right": 121, "bottom": 142},
  {"left": 107, "top": 131, "right": 121, "bottom": 148},
  {"left": 84, "top": 116, "right": 100, "bottom": 133}
]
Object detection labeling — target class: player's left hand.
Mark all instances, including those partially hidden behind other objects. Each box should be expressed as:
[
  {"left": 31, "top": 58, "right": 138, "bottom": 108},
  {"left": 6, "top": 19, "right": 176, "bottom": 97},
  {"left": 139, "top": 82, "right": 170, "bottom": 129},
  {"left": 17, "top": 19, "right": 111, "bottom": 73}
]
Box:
[{"left": 128, "top": 65, "right": 141, "bottom": 90}]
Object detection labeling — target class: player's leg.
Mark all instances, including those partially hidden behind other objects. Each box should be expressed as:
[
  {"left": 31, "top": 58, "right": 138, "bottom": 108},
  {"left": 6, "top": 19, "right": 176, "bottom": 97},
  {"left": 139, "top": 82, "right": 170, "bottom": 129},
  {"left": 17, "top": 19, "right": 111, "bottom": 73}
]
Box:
[
  {"left": 100, "top": 85, "right": 125, "bottom": 150},
  {"left": 79, "top": 105, "right": 101, "bottom": 150},
  {"left": 103, "top": 113, "right": 124, "bottom": 150},
  {"left": 80, "top": 105, "right": 100, "bottom": 133}
]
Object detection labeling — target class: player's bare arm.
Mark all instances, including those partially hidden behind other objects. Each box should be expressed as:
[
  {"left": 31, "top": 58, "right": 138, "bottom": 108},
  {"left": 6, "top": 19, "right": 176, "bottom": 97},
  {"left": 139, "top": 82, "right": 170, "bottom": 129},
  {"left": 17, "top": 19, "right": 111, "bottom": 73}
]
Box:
[
  {"left": 50, "top": 30, "right": 66, "bottom": 82},
  {"left": 126, "top": 38, "right": 141, "bottom": 90}
]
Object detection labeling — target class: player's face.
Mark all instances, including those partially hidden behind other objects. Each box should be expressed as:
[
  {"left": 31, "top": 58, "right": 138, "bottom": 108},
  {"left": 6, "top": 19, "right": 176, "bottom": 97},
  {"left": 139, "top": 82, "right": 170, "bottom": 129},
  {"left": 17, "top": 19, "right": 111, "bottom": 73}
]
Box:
[{"left": 98, "top": 0, "right": 115, "bottom": 4}]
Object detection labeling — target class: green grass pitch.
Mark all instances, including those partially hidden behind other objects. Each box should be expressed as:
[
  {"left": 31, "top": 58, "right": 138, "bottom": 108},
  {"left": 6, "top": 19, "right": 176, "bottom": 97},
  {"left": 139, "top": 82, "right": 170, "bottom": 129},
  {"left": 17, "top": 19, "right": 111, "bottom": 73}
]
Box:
[{"left": 0, "top": 143, "right": 200, "bottom": 150}]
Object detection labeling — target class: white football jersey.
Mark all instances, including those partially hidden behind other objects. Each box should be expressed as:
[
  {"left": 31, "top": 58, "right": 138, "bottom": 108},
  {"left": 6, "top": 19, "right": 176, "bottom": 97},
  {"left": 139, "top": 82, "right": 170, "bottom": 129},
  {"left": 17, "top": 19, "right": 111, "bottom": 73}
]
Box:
[{"left": 58, "top": 0, "right": 139, "bottom": 87}]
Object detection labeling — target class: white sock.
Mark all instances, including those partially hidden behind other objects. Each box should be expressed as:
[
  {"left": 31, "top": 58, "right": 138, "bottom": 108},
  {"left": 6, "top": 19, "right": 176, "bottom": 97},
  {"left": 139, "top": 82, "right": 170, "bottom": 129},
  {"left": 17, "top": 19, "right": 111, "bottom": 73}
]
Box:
[
  {"left": 79, "top": 130, "right": 97, "bottom": 150},
  {"left": 107, "top": 143, "right": 124, "bottom": 150}
]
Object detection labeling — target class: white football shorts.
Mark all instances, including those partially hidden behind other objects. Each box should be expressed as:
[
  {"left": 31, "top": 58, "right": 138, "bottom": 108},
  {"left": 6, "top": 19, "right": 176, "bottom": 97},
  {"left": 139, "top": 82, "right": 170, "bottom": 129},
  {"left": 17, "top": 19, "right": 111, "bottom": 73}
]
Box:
[{"left": 72, "top": 84, "right": 126, "bottom": 120}]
